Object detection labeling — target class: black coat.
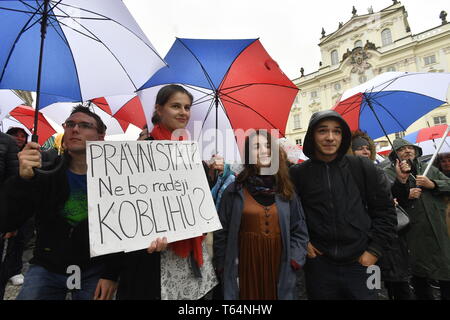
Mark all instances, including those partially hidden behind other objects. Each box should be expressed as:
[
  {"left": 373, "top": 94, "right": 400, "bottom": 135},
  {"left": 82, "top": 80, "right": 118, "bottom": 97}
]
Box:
[
  {"left": 1, "top": 150, "right": 109, "bottom": 275},
  {"left": 290, "top": 155, "right": 397, "bottom": 263},
  {"left": 0, "top": 132, "right": 18, "bottom": 184},
  {"left": 0, "top": 132, "right": 18, "bottom": 229}
]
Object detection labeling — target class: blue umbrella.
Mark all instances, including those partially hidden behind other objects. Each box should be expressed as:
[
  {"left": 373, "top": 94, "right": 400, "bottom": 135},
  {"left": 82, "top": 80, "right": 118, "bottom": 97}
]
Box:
[{"left": 0, "top": 0, "right": 165, "bottom": 141}]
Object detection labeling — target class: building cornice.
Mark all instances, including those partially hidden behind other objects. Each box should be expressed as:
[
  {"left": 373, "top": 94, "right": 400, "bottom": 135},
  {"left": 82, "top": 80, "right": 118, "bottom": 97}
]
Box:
[{"left": 319, "top": 5, "right": 405, "bottom": 46}]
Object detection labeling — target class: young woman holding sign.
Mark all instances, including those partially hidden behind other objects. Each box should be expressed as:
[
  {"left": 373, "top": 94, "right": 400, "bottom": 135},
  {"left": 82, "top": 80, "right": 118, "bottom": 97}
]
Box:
[
  {"left": 100, "top": 84, "right": 222, "bottom": 300},
  {"left": 213, "top": 130, "right": 309, "bottom": 299}
]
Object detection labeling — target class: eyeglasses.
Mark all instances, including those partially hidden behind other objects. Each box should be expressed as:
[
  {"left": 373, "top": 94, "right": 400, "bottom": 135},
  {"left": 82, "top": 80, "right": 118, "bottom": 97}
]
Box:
[{"left": 62, "top": 120, "right": 97, "bottom": 130}]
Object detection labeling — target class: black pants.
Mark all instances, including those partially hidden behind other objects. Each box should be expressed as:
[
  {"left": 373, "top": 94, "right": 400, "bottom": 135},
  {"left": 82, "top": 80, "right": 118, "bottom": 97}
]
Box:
[
  {"left": 304, "top": 256, "right": 378, "bottom": 300},
  {"left": 411, "top": 275, "right": 450, "bottom": 300},
  {"left": 0, "top": 218, "right": 35, "bottom": 299},
  {"left": 384, "top": 281, "right": 414, "bottom": 300}
]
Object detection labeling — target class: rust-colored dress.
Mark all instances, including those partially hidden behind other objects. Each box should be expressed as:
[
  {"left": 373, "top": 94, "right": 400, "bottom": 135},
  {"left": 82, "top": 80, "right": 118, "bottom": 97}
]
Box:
[{"left": 239, "top": 189, "right": 282, "bottom": 300}]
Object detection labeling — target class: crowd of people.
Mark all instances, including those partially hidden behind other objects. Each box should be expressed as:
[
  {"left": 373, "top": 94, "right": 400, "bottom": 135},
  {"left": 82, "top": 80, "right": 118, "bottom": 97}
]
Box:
[{"left": 0, "top": 84, "right": 449, "bottom": 300}]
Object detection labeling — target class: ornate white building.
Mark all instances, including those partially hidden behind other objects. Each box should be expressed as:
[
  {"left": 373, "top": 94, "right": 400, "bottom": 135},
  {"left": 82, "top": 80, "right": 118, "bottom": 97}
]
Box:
[{"left": 286, "top": 1, "right": 450, "bottom": 148}]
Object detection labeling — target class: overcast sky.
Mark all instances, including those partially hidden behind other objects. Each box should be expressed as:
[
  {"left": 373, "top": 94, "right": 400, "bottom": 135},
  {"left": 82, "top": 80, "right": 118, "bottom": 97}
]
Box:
[{"left": 123, "top": 0, "right": 449, "bottom": 80}]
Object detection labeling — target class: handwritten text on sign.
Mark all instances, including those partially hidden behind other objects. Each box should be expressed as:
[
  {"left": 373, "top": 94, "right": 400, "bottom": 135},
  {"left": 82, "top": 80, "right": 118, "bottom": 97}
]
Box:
[{"left": 87, "top": 140, "right": 222, "bottom": 257}]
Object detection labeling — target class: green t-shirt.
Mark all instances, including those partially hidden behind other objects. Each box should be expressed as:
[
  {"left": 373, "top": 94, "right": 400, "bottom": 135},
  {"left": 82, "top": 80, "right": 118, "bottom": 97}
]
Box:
[{"left": 62, "top": 170, "right": 88, "bottom": 226}]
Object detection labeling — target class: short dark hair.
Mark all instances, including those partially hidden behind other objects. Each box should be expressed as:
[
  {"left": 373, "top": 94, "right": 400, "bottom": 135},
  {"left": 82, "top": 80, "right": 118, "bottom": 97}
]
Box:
[
  {"left": 69, "top": 105, "right": 107, "bottom": 134},
  {"left": 152, "top": 84, "right": 194, "bottom": 125}
]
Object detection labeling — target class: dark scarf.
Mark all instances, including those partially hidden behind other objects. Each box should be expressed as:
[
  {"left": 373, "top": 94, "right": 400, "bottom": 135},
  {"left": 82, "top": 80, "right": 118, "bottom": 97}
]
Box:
[{"left": 245, "top": 175, "right": 277, "bottom": 206}]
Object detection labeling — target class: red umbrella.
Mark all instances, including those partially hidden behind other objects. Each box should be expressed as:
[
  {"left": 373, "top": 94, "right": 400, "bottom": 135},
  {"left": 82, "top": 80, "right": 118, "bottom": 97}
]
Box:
[
  {"left": 91, "top": 95, "right": 146, "bottom": 130},
  {"left": 404, "top": 124, "right": 450, "bottom": 143},
  {"left": 9, "top": 105, "right": 56, "bottom": 145}
]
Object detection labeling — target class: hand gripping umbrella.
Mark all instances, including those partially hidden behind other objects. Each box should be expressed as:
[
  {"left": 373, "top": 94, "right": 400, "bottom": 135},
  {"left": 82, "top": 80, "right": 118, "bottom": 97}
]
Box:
[
  {"left": 0, "top": 0, "right": 166, "bottom": 142},
  {"left": 138, "top": 38, "right": 298, "bottom": 163},
  {"left": 333, "top": 71, "right": 450, "bottom": 167}
]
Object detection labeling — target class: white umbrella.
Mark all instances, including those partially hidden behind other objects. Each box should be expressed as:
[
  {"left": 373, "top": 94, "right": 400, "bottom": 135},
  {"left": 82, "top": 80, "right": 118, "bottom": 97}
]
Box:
[{"left": 0, "top": 0, "right": 166, "bottom": 140}]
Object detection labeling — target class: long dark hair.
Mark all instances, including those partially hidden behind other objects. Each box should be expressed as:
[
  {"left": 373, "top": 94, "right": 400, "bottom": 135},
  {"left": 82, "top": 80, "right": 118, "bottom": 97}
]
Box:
[
  {"left": 236, "top": 130, "right": 294, "bottom": 200},
  {"left": 152, "top": 84, "right": 194, "bottom": 125}
]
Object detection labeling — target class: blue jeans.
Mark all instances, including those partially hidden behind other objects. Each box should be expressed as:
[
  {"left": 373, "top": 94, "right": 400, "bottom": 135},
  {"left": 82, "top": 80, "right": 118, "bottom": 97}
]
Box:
[
  {"left": 17, "top": 264, "right": 103, "bottom": 300},
  {"left": 304, "top": 255, "right": 378, "bottom": 300}
]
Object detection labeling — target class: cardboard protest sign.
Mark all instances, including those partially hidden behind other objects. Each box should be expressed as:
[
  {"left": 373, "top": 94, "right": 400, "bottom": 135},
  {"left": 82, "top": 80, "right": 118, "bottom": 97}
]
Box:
[{"left": 86, "top": 140, "right": 222, "bottom": 257}]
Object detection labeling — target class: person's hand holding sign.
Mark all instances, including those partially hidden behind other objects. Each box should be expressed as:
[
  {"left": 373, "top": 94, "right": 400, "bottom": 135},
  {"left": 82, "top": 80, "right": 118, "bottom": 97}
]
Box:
[{"left": 147, "top": 237, "right": 168, "bottom": 254}]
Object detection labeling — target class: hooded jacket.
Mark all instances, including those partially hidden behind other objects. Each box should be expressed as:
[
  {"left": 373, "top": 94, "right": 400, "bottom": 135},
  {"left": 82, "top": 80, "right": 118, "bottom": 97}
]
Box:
[
  {"left": 385, "top": 138, "right": 450, "bottom": 280},
  {"left": 290, "top": 110, "right": 396, "bottom": 262}
]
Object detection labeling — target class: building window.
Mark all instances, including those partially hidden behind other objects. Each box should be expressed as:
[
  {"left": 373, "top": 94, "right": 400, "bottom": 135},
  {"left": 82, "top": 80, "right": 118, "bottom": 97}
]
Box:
[
  {"left": 395, "top": 131, "right": 405, "bottom": 139},
  {"left": 386, "top": 66, "right": 396, "bottom": 72},
  {"left": 434, "top": 116, "right": 447, "bottom": 125},
  {"left": 359, "top": 75, "right": 367, "bottom": 84},
  {"left": 310, "top": 91, "right": 318, "bottom": 99},
  {"left": 354, "top": 40, "right": 363, "bottom": 48},
  {"left": 381, "top": 29, "right": 392, "bottom": 46},
  {"left": 293, "top": 115, "right": 301, "bottom": 129},
  {"left": 296, "top": 139, "right": 302, "bottom": 146},
  {"left": 331, "top": 50, "right": 339, "bottom": 66},
  {"left": 424, "top": 55, "right": 437, "bottom": 66},
  {"left": 334, "top": 82, "right": 341, "bottom": 91}
]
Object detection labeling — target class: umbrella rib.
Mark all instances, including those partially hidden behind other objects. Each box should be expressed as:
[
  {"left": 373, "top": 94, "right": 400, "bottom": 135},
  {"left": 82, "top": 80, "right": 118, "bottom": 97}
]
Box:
[
  {"left": 0, "top": 2, "right": 45, "bottom": 83},
  {"left": 52, "top": 7, "right": 139, "bottom": 92},
  {"left": 197, "top": 97, "right": 216, "bottom": 135},
  {"left": 221, "top": 82, "right": 298, "bottom": 92},
  {"left": 177, "top": 39, "right": 217, "bottom": 92},
  {"left": 218, "top": 91, "right": 285, "bottom": 135},
  {"left": 180, "top": 84, "right": 216, "bottom": 107},
  {"left": 371, "top": 98, "right": 407, "bottom": 132},
  {"left": 218, "top": 38, "right": 259, "bottom": 89},
  {"left": 50, "top": 3, "right": 166, "bottom": 66}
]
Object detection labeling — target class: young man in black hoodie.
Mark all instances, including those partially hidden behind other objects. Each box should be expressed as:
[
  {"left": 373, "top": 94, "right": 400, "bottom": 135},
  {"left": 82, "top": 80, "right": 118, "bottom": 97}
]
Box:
[{"left": 289, "top": 110, "right": 396, "bottom": 300}]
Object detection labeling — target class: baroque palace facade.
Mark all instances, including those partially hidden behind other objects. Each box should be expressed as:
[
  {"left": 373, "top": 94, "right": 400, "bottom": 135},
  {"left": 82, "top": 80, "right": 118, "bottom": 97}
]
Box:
[{"left": 286, "top": 1, "right": 450, "bottom": 148}]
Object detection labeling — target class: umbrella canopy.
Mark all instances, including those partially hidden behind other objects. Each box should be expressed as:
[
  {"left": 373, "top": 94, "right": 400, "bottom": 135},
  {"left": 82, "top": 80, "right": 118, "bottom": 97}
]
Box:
[
  {"left": 333, "top": 72, "right": 450, "bottom": 140},
  {"left": 139, "top": 38, "right": 298, "bottom": 162},
  {"left": 8, "top": 105, "right": 56, "bottom": 144},
  {"left": 91, "top": 95, "right": 147, "bottom": 130},
  {"left": 0, "top": 89, "right": 24, "bottom": 120},
  {"left": 0, "top": 0, "right": 165, "bottom": 139},
  {"left": 403, "top": 124, "right": 450, "bottom": 156},
  {"left": 40, "top": 101, "right": 130, "bottom": 135},
  {"left": 404, "top": 124, "right": 450, "bottom": 143}
]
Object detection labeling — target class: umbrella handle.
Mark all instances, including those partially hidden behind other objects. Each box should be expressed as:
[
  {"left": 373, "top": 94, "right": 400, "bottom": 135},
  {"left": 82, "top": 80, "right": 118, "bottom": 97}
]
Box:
[{"left": 33, "top": 155, "right": 65, "bottom": 176}]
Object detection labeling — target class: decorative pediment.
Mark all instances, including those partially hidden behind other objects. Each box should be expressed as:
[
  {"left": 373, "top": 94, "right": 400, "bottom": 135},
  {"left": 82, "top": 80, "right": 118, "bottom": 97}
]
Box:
[{"left": 320, "top": 6, "right": 403, "bottom": 46}]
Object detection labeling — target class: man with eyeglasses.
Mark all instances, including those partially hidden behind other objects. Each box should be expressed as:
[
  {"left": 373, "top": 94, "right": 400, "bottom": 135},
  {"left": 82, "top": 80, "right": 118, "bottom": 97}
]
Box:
[
  {"left": 385, "top": 138, "right": 450, "bottom": 300},
  {"left": 0, "top": 105, "right": 147, "bottom": 300}
]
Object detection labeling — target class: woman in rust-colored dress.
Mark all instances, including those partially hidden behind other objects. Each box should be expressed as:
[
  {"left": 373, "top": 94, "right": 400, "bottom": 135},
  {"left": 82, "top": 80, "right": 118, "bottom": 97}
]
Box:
[{"left": 213, "top": 130, "right": 309, "bottom": 300}]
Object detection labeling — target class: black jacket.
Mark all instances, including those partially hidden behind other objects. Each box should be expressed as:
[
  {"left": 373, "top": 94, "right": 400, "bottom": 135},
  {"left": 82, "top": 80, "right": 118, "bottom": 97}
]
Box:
[
  {"left": 0, "top": 132, "right": 18, "bottom": 229},
  {"left": 0, "top": 132, "right": 18, "bottom": 184},
  {"left": 289, "top": 110, "right": 396, "bottom": 263},
  {"left": 1, "top": 150, "right": 109, "bottom": 276}
]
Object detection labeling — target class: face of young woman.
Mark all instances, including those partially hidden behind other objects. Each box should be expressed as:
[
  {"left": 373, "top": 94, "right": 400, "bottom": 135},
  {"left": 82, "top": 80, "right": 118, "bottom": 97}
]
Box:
[
  {"left": 156, "top": 92, "right": 192, "bottom": 132},
  {"left": 249, "top": 134, "right": 272, "bottom": 168}
]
